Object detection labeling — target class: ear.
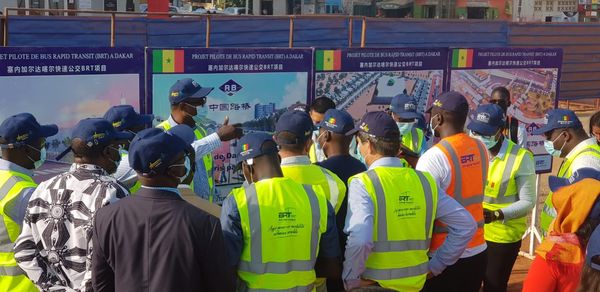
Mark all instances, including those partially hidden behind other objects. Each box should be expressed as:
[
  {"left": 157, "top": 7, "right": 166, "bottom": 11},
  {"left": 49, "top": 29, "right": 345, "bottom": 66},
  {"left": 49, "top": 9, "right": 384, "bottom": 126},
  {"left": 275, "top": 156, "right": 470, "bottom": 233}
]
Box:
[
  {"left": 563, "top": 130, "right": 572, "bottom": 142},
  {"left": 324, "top": 131, "right": 332, "bottom": 142},
  {"left": 305, "top": 138, "right": 313, "bottom": 152},
  {"left": 101, "top": 146, "right": 112, "bottom": 157}
]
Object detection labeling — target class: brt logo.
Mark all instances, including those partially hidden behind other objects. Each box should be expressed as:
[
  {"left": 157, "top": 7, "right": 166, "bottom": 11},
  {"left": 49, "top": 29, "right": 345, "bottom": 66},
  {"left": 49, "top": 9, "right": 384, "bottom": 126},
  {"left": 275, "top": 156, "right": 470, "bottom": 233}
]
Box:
[
  {"left": 460, "top": 154, "right": 475, "bottom": 164},
  {"left": 219, "top": 79, "right": 243, "bottom": 96}
]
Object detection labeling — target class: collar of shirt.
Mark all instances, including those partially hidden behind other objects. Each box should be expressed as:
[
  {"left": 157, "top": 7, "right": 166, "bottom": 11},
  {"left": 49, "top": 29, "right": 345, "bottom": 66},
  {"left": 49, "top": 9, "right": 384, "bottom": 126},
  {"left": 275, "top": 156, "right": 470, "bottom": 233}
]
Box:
[
  {"left": 70, "top": 163, "right": 109, "bottom": 176},
  {"left": 491, "top": 137, "right": 511, "bottom": 161},
  {"left": 168, "top": 115, "right": 197, "bottom": 131},
  {"left": 281, "top": 155, "right": 311, "bottom": 166},
  {"left": 567, "top": 137, "right": 597, "bottom": 160},
  {"left": 140, "top": 185, "right": 181, "bottom": 197},
  {"left": 0, "top": 158, "right": 34, "bottom": 177},
  {"left": 368, "top": 157, "right": 404, "bottom": 170}
]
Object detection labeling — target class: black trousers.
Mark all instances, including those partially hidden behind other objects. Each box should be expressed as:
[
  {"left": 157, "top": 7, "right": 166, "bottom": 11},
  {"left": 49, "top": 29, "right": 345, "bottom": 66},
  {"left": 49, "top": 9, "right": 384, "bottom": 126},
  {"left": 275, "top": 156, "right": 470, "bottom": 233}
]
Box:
[
  {"left": 483, "top": 240, "right": 521, "bottom": 292},
  {"left": 422, "top": 249, "right": 487, "bottom": 292}
]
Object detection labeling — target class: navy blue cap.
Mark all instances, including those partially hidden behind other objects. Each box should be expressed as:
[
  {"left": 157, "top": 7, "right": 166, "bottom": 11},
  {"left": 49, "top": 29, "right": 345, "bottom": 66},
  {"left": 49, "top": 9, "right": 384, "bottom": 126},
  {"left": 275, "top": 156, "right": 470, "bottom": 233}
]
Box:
[
  {"left": 129, "top": 127, "right": 192, "bottom": 175},
  {"left": 549, "top": 167, "right": 600, "bottom": 192},
  {"left": 0, "top": 113, "right": 58, "bottom": 147},
  {"left": 317, "top": 109, "right": 354, "bottom": 134},
  {"left": 236, "top": 132, "right": 279, "bottom": 161},
  {"left": 103, "top": 105, "right": 154, "bottom": 131},
  {"left": 169, "top": 78, "right": 214, "bottom": 105},
  {"left": 275, "top": 110, "right": 314, "bottom": 144},
  {"left": 346, "top": 111, "right": 400, "bottom": 140},
  {"left": 467, "top": 104, "right": 506, "bottom": 136},
  {"left": 426, "top": 91, "right": 469, "bottom": 113},
  {"left": 389, "top": 94, "right": 420, "bottom": 120},
  {"left": 71, "top": 118, "right": 134, "bottom": 147},
  {"left": 586, "top": 225, "right": 600, "bottom": 271},
  {"left": 532, "top": 109, "right": 582, "bottom": 135},
  {"left": 166, "top": 124, "right": 196, "bottom": 145}
]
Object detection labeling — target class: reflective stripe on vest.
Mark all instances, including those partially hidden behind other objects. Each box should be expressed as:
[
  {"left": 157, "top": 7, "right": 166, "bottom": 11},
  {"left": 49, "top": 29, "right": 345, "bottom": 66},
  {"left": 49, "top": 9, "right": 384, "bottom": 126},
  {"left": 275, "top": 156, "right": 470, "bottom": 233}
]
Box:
[
  {"left": 241, "top": 283, "right": 314, "bottom": 292},
  {"left": 540, "top": 145, "right": 600, "bottom": 236},
  {"left": 430, "top": 135, "right": 487, "bottom": 251},
  {"left": 436, "top": 140, "right": 486, "bottom": 208},
  {"left": 238, "top": 184, "right": 320, "bottom": 275},
  {"left": 0, "top": 175, "right": 28, "bottom": 253},
  {"left": 358, "top": 168, "right": 437, "bottom": 288},
  {"left": 483, "top": 143, "right": 520, "bottom": 205},
  {"left": 320, "top": 168, "right": 341, "bottom": 212},
  {"left": 402, "top": 127, "right": 424, "bottom": 154}
]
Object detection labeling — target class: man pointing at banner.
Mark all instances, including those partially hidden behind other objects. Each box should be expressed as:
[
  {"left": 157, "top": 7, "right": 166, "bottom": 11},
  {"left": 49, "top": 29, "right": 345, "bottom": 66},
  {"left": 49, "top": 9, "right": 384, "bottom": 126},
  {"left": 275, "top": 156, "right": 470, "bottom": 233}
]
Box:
[{"left": 157, "top": 78, "right": 244, "bottom": 204}]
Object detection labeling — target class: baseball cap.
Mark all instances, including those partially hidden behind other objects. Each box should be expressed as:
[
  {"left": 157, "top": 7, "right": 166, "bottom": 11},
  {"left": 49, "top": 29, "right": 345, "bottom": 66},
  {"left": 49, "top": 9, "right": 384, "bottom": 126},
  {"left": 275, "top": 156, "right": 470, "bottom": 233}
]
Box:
[
  {"left": 236, "top": 132, "right": 279, "bottom": 162},
  {"left": 103, "top": 105, "right": 154, "bottom": 131},
  {"left": 0, "top": 113, "right": 58, "bottom": 147},
  {"left": 532, "top": 109, "right": 582, "bottom": 135},
  {"left": 467, "top": 104, "right": 506, "bottom": 136},
  {"left": 128, "top": 127, "right": 193, "bottom": 175},
  {"left": 389, "top": 94, "right": 420, "bottom": 120},
  {"left": 275, "top": 110, "right": 314, "bottom": 144},
  {"left": 548, "top": 168, "right": 600, "bottom": 192},
  {"left": 346, "top": 111, "right": 400, "bottom": 140},
  {"left": 317, "top": 109, "right": 354, "bottom": 135},
  {"left": 426, "top": 91, "right": 469, "bottom": 113},
  {"left": 168, "top": 78, "right": 214, "bottom": 105},
  {"left": 586, "top": 225, "right": 600, "bottom": 271},
  {"left": 56, "top": 118, "right": 134, "bottom": 160}
]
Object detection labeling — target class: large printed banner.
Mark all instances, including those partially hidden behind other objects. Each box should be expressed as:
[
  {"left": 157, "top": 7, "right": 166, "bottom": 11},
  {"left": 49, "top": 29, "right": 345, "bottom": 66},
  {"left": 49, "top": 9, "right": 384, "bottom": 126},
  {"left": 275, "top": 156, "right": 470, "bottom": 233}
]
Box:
[
  {"left": 148, "top": 48, "right": 313, "bottom": 186},
  {"left": 314, "top": 48, "right": 448, "bottom": 119},
  {"left": 448, "top": 47, "right": 563, "bottom": 173},
  {"left": 0, "top": 47, "right": 145, "bottom": 166}
]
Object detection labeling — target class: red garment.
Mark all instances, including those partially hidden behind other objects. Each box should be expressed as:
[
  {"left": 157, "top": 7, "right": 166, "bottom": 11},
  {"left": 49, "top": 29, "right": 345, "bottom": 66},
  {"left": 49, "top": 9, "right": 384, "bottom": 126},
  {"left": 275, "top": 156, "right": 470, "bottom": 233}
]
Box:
[{"left": 523, "top": 254, "right": 583, "bottom": 292}]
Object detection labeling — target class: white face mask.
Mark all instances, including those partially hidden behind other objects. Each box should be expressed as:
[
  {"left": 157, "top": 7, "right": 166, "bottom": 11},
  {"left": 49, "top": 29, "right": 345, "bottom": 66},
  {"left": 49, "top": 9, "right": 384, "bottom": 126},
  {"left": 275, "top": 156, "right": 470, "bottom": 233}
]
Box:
[
  {"left": 429, "top": 114, "right": 440, "bottom": 137},
  {"left": 27, "top": 145, "right": 46, "bottom": 170}
]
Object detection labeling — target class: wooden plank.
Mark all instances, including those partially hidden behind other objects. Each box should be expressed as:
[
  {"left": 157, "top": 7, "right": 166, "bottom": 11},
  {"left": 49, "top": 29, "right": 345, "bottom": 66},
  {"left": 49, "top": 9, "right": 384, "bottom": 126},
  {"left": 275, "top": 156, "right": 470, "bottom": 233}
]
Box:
[{"left": 180, "top": 188, "right": 221, "bottom": 218}]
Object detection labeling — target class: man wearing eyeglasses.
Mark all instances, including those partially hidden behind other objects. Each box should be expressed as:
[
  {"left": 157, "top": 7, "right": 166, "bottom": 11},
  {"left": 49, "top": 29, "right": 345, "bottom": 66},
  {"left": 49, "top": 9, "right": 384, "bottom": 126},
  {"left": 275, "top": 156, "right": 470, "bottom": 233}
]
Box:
[{"left": 489, "top": 87, "right": 527, "bottom": 148}]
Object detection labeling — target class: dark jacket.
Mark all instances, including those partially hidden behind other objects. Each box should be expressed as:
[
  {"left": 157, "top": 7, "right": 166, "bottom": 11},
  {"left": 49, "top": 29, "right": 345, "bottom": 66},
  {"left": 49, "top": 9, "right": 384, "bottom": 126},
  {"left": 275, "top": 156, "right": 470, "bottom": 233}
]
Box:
[{"left": 91, "top": 187, "right": 235, "bottom": 292}]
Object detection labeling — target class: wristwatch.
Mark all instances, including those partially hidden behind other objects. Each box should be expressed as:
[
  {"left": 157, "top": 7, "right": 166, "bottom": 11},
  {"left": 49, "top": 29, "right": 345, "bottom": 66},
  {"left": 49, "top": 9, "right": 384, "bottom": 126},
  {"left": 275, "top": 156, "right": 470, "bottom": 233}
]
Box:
[{"left": 494, "top": 210, "right": 501, "bottom": 221}]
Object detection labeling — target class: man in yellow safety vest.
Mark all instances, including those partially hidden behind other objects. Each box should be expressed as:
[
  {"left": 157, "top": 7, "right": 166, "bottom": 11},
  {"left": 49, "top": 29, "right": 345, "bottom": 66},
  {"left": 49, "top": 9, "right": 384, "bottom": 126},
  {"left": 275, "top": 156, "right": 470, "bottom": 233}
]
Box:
[
  {"left": 389, "top": 94, "right": 427, "bottom": 155},
  {"left": 220, "top": 132, "right": 341, "bottom": 291},
  {"left": 532, "top": 109, "right": 600, "bottom": 237},
  {"left": 156, "top": 78, "right": 243, "bottom": 204},
  {"left": 0, "top": 113, "right": 58, "bottom": 292},
  {"left": 343, "top": 111, "right": 477, "bottom": 291},
  {"left": 467, "top": 104, "right": 536, "bottom": 292}
]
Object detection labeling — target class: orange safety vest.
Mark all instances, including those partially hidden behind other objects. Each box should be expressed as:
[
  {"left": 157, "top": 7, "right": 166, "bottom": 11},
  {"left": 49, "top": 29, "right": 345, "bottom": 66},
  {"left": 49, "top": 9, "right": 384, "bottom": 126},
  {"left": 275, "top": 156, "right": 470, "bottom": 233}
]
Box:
[{"left": 429, "top": 133, "right": 488, "bottom": 252}]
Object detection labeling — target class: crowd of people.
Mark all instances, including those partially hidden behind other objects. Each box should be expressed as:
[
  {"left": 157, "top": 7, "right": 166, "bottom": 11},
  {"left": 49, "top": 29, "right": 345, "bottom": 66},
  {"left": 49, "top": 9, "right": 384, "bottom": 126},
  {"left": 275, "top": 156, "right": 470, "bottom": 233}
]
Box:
[{"left": 0, "top": 77, "right": 600, "bottom": 292}]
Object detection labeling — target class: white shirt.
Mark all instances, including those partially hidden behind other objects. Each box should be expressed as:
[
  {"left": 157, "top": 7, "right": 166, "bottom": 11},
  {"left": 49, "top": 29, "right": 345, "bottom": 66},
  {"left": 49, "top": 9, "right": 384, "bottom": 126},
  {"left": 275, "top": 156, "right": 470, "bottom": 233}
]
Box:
[
  {"left": 416, "top": 137, "right": 488, "bottom": 258},
  {"left": 14, "top": 164, "right": 128, "bottom": 292},
  {"left": 564, "top": 137, "right": 600, "bottom": 173}
]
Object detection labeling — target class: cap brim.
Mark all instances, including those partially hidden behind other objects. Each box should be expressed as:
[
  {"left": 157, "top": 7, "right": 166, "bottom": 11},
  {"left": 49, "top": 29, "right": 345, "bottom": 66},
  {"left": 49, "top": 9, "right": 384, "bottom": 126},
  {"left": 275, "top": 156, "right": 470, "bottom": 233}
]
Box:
[
  {"left": 345, "top": 127, "right": 360, "bottom": 136},
  {"left": 467, "top": 122, "right": 499, "bottom": 136},
  {"left": 531, "top": 124, "right": 556, "bottom": 135},
  {"left": 40, "top": 124, "right": 59, "bottom": 138},
  {"left": 189, "top": 87, "right": 214, "bottom": 99},
  {"left": 549, "top": 175, "right": 569, "bottom": 192},
  {"left": 113, "top": 131, "right": 135, "bottom": 141},
  {"left": 392, "top": 111, "right": 420, "bottom": 120}
]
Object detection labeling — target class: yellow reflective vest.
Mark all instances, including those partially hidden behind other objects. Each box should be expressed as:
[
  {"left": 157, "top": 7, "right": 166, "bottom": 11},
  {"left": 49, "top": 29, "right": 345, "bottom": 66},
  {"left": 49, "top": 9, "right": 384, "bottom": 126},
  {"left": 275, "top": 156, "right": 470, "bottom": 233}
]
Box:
[
  {"left": 349, "top": 167, "right": 438, "bottom": 291},
  {"left": 402, "top": 127, "right": 425, "bottom": 155},
  {"left": 483, "top": 140, "right": 533, "bottom": 243},
  {"left": 0, "top": 170, "right": 39, "bottom": 292},
  {"left": 157, "top": 120, "right": 215, "bottom": 201},
  {"left": 281, "top": 163, "right": 346, "bottom": 213},
  {"left": 540, "top": 142, "right": 600, "bottom": 236},
  {"left": 232, "top": 177, "right": 328, "bottom": 291},
  {"left": 120, "top": 152, "right": 141, "bottom": 194}
]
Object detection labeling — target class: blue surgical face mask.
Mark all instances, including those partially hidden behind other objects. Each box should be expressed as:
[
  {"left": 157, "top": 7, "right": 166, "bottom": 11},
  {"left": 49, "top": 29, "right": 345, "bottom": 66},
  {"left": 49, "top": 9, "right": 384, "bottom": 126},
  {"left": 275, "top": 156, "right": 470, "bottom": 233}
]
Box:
[
  {"left": 27, "top": 145, "right": 46, "bottom": 169},
  {"left": 469, "top": 130, "right": 499, "bottom": 149},
  {"left": 396, "top": 121, "right": 415, "bottom": 136},
  {"left": 545, "top": 132, "right": 566, "bottom": 157}
]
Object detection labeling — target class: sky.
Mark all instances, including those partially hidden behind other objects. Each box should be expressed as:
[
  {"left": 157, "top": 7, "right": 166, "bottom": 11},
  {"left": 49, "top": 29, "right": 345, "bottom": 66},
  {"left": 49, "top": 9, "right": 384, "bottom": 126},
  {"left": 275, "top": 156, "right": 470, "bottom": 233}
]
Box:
[
  {"left": 0, "top": 74, "right": 141, "bottom": 129},
  {"left": 152, "top": 72, "right": 309, "bottom": 124}
]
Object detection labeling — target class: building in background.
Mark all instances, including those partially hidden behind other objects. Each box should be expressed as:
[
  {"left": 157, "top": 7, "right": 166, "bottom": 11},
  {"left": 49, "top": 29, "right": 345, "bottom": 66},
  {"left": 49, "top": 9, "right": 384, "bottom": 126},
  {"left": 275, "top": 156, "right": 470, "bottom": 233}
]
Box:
[
  {"left": 255, "top": 102, "right": 276, "bottom": 119},
  {"left": 413, "top": 0, "right": 511, "bottom": 19}
]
